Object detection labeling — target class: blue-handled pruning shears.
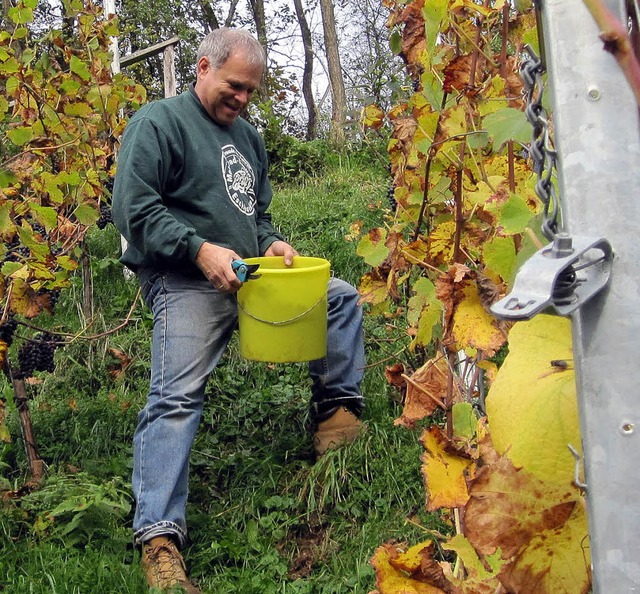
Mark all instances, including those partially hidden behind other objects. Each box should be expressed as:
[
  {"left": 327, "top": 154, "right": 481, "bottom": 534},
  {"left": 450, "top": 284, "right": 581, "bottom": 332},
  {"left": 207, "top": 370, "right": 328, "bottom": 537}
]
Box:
[{"left": 232, "top": 260, "right": 261, "bottom": 282}]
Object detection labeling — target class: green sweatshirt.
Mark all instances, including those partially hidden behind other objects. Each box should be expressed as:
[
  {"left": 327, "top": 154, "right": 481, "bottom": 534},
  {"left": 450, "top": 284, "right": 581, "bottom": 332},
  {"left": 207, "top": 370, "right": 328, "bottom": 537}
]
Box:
[{"left": 112, "top": 85, "right": 284, "bottom": 283}]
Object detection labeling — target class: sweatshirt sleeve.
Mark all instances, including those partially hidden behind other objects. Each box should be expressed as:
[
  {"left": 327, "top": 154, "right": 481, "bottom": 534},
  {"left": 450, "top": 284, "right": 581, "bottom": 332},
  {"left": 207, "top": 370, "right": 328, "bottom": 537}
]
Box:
[{"left": 112, "top": 115, "right": 206, "bottom": 269}]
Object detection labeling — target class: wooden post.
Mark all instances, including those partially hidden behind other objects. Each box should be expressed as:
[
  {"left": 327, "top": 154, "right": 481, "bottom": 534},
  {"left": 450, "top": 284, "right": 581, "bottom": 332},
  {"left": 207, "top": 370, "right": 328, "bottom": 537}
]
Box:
[
  {"left": 7, "top": 369, "right": 44, "bottom": 483},
  {"left": 163, "top": 44, "right": 177, "bottom": 98}
]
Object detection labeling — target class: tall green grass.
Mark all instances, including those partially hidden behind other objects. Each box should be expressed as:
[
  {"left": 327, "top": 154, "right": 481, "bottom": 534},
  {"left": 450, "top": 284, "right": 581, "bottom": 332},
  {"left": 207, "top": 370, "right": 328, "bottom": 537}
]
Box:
[{"left": 0, "top": 153, "right": 444, "bottom": 593}]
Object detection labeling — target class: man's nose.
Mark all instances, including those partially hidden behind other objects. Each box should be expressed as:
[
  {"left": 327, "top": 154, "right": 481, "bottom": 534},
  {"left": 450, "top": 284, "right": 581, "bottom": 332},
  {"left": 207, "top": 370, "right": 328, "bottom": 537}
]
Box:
[{"left": 235, "top": 89, "right": 251, "bottom": 104}]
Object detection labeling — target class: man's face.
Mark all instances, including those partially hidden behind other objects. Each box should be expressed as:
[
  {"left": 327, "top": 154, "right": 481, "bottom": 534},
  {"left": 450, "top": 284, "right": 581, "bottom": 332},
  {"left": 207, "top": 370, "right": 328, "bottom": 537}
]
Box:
[{"left": 195, "top": 51, "right": 263, "bottom": 126}]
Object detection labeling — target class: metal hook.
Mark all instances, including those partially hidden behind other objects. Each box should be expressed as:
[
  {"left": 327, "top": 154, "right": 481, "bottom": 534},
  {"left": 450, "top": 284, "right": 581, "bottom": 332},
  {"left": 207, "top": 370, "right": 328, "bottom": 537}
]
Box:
[{"left": 568, "top": 444, "right": 587, "bottom": 490}]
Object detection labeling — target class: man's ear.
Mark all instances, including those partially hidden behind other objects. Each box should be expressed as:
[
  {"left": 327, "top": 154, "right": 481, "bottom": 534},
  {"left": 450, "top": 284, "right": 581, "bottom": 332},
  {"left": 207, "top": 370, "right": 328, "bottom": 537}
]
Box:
[{"left": 196, "top": 56, "right": 210, "bottom": 79}]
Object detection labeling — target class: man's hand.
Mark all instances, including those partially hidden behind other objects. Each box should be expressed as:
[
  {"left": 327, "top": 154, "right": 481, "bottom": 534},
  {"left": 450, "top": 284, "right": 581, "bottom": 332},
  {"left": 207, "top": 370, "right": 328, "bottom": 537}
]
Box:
[
  {"left": 195, "top": 242, "right": 243, "bottom": 293},
  {"left": 264, "top": 240, "right": 298, "bottom": 266}
]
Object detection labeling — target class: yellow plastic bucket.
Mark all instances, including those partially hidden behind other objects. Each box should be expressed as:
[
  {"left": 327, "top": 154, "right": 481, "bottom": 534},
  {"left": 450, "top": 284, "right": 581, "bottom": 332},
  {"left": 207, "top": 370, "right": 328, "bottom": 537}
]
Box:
[{"left": 236, "top": 256, "right": 330, "bottom": 362}]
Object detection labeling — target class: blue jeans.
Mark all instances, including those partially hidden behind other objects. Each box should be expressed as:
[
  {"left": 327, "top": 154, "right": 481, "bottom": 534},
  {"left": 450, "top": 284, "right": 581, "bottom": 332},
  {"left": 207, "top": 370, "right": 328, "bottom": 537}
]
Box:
[{"left": 132, "top": 272, "right": 365, "bottom": 546}]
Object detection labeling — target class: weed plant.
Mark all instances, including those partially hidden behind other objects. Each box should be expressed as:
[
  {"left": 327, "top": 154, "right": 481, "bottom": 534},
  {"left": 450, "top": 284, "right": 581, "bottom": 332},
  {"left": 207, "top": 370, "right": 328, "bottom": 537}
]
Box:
[{"left": 0, "top": 150, "right": 446, "bottom": 593}]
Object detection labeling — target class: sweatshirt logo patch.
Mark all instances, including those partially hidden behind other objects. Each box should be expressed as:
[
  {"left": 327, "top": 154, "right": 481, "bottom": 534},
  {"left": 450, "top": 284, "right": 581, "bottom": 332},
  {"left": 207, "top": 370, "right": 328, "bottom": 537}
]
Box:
[{"left": 221, "top": 145, "right": 256, "bottom": 216}]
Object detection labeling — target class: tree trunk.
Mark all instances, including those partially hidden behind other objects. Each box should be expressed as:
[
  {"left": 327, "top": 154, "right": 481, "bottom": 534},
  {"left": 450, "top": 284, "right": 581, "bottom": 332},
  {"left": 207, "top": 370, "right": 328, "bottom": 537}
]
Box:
[
  {"left": 247, "top": 0, "right": 269, "bottom": 103},
  {"left": 319, "top": 0, "right": 347, "bottom": 145},
  {"left": 293, "top": 0, "right": 317, "bottom": 139},
  {"left": 198, "top": 0, "right": 240, "bottom": 32}
]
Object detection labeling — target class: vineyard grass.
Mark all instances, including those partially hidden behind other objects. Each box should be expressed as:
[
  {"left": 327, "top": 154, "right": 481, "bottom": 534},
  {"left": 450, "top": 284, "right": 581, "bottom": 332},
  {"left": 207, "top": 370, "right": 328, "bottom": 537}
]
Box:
[{"left": 0, "top": 152, "right": 447, "bottom": 593}]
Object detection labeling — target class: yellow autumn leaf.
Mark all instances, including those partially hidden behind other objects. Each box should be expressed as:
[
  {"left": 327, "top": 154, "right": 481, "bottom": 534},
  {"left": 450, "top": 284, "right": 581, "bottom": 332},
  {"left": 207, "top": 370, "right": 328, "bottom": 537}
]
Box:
[
  {"left": 371, "top": 542, "right": 451, "bottom": 594},
  {"left": 421, "top": 426, "right": 472, "bottom": 511},
  {"left": 391, "top": 541, "right": 434, "bottom": 573},
  {"left": 428, "top": 220, "right": 456, "bottom": 260},
  {"left": 362, "top": 103, "right": 386, "bottom": 130},
  {"left": 486, "top": 315, "right": 580, "bottom": 486},
  {"left": 358, "top": 271, "right": 390, "bottom": 306},
  {"left": 452, "top": 284, "right": 507, "bottom": 357},
  {"left": 465, "top": 177, "right": 505, "bottom": 207},
  {"left": 0, "top": 340, "right": 8, "bottom": 372},
  {"left": 441, "top": 105, "right": 467, "bottom": 140}
]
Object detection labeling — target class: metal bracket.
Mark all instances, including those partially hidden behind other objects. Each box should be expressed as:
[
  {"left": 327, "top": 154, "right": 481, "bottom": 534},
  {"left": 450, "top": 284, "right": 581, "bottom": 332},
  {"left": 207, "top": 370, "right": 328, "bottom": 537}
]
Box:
[{"left": 491, "top": 233, "right": 613, "bottom": 320}]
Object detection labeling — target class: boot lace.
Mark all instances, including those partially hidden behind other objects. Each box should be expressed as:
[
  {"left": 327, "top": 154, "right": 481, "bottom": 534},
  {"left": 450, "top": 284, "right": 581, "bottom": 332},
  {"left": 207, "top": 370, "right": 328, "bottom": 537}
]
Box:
[{"left": 144, "top": 540, "right": 188, "bottom": 587}]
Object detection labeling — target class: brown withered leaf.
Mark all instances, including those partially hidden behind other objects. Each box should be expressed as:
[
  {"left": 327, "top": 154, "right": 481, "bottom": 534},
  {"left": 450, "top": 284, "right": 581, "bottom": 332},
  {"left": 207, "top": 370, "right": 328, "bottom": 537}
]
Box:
[
  {"left": 464, "top": 455, "right": 578, "bottom": 560},
  {"left": 394, "top": 1, "right": 427, "bottom": 77},
  {"left": 443, "top": 54, "right": 487, "bottom": 96},
  {"left": 392, "top": 116, "right": 418, "bottom": 159},
  {"left": 385, "top": 362, "right": 406, "bottom": 391},
  {"left": 493, "top": 55, "right": 525, "bottom": 110},
  {"left": 475, "top": 272, "right": 501, "bottom": 311},
  {"left": 395, "top": 357, "right": 459, "bottom": 428},
  {"left": 8, "top": 279, "right": 50, "bottom": 319},
  {"left": 435, "top": 265, "right": 473, "bottom": 338},
  {"left": 499, "top": 503, "right": 591, "bottom": 594},
  {"left": 107, "top": 347, "right": 132, "bottom": 379}
]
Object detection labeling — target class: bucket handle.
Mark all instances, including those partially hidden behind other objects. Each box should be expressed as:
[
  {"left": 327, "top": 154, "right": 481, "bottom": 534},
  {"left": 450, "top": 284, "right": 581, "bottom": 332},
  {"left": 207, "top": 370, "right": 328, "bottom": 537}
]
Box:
[{"left": 237, "top": 275, "right": 334, "bottom": 326}]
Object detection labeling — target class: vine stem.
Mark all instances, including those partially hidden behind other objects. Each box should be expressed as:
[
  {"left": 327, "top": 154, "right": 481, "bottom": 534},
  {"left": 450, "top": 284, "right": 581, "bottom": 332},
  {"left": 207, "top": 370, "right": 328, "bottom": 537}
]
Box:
[
  {"left": 15, "top": 287, "right": 142, "bottom": 343},
  {"left": 582, "top": 0, "right": 640, "bottom": 106},
  {"left": 401, "top": 372, "right": 447, "bottom": 409}
]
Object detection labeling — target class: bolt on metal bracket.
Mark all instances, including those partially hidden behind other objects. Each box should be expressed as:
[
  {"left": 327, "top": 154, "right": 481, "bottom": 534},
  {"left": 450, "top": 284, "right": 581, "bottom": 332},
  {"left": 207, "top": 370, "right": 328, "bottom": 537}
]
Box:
[{"left": 491, "top": 234, "right": 613, "bottom": 321}]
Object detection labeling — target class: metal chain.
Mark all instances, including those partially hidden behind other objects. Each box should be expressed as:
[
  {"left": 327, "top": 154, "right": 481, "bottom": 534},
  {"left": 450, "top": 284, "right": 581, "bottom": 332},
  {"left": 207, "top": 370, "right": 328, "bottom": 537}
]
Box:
[{"left": 520, "top": 44, "right": 560, "bottom": 241}]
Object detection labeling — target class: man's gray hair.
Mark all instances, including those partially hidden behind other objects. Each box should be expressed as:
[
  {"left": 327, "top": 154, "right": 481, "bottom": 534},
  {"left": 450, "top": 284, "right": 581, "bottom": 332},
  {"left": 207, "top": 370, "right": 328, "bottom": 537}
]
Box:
[{"left": 197, "top": 28, "right": 266, "bottom": 71}]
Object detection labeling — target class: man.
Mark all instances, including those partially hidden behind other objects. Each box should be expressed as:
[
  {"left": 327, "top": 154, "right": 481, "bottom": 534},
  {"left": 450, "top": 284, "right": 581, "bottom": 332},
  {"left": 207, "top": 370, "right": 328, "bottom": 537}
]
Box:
[{"left": 112, "top": 28, "right": 365, "bottom": 593}]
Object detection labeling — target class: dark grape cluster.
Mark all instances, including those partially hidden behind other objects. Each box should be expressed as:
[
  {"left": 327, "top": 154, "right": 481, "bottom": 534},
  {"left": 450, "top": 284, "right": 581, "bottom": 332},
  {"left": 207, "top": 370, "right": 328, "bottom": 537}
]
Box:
[
  {"left": 97, "top": 203, "right": 114, "bottom": 229},
  {"left": 387, "top": 184, "right": 398, "bottom": 212},
  {"left": 0, "top": 312, "right": 17, "bottom": 347},
  {"left": 15, "top": 332, "right": 60, "bottom": 379},
  {"left": 37, "top": 288, "right": 61, "bottom": 312},
  {"left": 4, "top": 236, "right": 30, "bottom": 263}
]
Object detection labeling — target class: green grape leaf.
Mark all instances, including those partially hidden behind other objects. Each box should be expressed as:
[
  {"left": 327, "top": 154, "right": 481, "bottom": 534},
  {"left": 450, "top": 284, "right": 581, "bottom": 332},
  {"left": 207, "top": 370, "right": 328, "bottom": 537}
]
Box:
[
  {"left": 484, "top": 108, "right": 531, "bottom": 149},
  {"left": 7, "top": 126, "right": 34, "bottom": 146},
  {"left": 357, "top": 228, "right": 389, "bottom": 267},
  {"left": 70, "top": 54, "right": 91, "bottom": 81},
  {"left": 60, "top": 79, "right": 82, "bottom": 95},
  {"left": 2, "top": 262, "right": 24, "bottom": 277},
  {"left": 452, "top": 402, "right": 476, "bottom": 440},
  {"left": 73, "top": 203, "right": 100, "bottom": 225},
  {"left": 497, "top": 194, "right": 535, "bottom": 235},
  {"left": 408, "top": 277, "right": 443, "bottom": 348},
  {"left": 0, "top": 169, "right": 16, "bottom": 188},
  {"left": 29, "top": 205, "right": 58, "bottom": 232},
  {"left": 8, "top": 5, "right": 33, "bottom": 24},
  {"left": 389, "top": 29, "right": 402, "bottom": 55},
  {"left": 17, "top": 225, "right": 48, "bottom": 257},
  {"left": 483, "top": 235, "right": 517, "bottom": 283},
  {"left": 423, "top": 0, "right": 449, "bottom": 55},
  {"left": 64, "top": 102, "right": 93, "bottom": 117},
  {"left": 0, "top": 56, "right": 20, "bottom": 74}
]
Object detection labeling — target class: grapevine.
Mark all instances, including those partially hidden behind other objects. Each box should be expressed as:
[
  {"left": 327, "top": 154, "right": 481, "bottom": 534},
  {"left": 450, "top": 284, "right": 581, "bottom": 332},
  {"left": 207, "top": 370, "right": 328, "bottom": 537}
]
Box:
[
  {"left": 0, "top": 0, "right": 146, "bottom": 481},
  {"left": 360, "top": 1, "right": 590, "bottom": 592}
]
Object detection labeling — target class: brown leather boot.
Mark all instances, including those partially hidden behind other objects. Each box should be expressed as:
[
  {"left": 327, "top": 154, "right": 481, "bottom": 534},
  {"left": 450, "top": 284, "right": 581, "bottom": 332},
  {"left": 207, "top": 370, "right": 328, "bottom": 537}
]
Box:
[
  {"left": 141, "top": 535, "right": 201, "bottom": 593},
  {"left": 313, "top": 407, "right": 364, "bottom": 456}
]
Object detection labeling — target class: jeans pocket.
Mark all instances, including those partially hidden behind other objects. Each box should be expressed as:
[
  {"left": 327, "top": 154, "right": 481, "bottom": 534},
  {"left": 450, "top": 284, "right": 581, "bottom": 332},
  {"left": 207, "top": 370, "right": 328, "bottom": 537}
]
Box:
[{"left": 141, "top": 272, "right": 163, "bottom": 307}]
